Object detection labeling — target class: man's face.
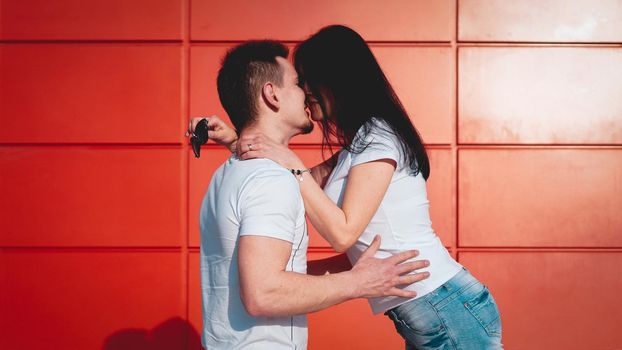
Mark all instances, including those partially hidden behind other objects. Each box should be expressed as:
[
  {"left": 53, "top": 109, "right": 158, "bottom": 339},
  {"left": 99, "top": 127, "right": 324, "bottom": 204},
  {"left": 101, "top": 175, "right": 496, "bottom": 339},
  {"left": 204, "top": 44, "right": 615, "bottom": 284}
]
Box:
[{"left": 275, "top": 57, "right": 314, "bottom": 134}]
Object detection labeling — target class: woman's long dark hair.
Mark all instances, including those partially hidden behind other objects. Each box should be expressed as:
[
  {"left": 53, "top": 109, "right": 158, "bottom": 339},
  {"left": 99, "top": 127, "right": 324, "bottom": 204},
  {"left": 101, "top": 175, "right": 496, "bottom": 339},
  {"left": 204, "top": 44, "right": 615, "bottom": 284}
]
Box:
[{"left": 294, "top": 25, "right": 430, "bottom": 180}]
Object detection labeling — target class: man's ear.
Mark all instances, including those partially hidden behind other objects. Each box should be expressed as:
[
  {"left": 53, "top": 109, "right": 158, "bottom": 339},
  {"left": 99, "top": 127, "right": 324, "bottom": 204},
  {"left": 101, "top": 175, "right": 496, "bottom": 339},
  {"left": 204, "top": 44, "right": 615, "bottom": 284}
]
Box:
[{"left": 261, "top": 82, "right": 279, "bottom": 112}]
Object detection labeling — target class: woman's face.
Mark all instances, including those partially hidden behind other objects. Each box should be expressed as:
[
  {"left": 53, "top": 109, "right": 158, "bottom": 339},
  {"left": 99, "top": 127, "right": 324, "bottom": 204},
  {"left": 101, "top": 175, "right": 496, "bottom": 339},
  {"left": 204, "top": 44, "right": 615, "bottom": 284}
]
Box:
[{"left": 304, "top": 84, "right": 332, "bottom": 122}]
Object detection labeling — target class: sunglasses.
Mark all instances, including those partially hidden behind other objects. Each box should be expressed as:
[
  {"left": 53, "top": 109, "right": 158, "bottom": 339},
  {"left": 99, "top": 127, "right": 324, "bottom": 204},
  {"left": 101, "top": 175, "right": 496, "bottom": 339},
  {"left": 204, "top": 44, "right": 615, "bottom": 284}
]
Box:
[{"left": 190, "top": 118, "right": 209, "bottom": 158}]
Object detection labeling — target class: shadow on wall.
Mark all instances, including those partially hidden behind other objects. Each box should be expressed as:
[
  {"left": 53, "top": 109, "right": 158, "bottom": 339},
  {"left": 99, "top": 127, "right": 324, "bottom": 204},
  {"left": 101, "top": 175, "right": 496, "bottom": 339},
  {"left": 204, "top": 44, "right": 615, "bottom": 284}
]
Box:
[{"left": 102, "top": 317, "right": 203, "bottom": 350}]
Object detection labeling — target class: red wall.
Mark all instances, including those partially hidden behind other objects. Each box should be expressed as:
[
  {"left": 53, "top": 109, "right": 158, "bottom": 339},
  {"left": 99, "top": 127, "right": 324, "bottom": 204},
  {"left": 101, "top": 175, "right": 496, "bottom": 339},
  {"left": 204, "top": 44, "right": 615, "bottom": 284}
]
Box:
[{"left": 1, "top": 1, "right": 621, "bottom": 349}]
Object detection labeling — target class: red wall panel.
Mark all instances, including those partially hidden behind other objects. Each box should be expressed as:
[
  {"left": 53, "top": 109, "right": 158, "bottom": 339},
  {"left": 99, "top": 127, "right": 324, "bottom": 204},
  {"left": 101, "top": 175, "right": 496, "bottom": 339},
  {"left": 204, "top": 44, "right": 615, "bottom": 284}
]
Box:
[
  {"left": 308, "top": 298, "right": 403, "bottom": 349},
  {"left": 0, "top": 44, "right": 183, "bottom": 144},
  {"left": 427, "top": 148, "right": 455, "bottom": 247},
  {"left": 458, "top": 149, "right": 622, "bottom": 247},
  {"left": 191, "top": 0, "right": 454, "bottom": 41},
  {"left": 305, "top": 251, "right": 403, "bottom": 349},
  {"left": 0, "top": 251, "right": 184, "bottom": 349},
  {"left": 459, "top": 47, "right": 622, "bottom": 144},
  {"left": 189, "top": 45, "right": 238, "bottom": 144},
  {"left": 459, "top": 251, "right": 622, "bottom": 350},
  {"left": 0, "top": 0, "right": 182, "bottom": 40},
  {"left": 0, "top": 147, "right": 183, "bottom": 247},
  {"left": 459, "top": 0, "right": 622, "bottom": 43},
  {"left": 188, "top": 252, "right": 202, "bottom": 335},
  {"left": 371, "top": 46, "right": 454, "bottom": 144}
]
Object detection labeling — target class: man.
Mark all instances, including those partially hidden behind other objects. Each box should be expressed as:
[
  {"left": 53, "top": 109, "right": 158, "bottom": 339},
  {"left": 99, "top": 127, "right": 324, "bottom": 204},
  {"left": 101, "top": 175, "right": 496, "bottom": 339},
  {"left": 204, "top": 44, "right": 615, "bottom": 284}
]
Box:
[{"left": 195, "top": 41, "right": 429, "bottom": 349}]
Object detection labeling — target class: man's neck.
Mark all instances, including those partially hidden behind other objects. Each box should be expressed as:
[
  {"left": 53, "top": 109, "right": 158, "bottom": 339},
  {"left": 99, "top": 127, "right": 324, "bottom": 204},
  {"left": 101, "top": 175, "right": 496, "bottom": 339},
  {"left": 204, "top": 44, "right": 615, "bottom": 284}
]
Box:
[{"left": 240, "top": 117, "right": 296, "bottom": 147}]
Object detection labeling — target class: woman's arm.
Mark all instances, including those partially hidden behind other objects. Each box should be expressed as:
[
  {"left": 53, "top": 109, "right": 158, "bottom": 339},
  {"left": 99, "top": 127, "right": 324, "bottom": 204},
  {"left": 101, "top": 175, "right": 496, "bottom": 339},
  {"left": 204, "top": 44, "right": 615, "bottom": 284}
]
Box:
[
  {"left": 237, "top": 133, "right": 395, "bottom": 252},
  {"left": 309, "top": 149, "right": 341, "bottom": 188},
  {"left": 297, "top": 159, "right": 396, "bottom": 252}
]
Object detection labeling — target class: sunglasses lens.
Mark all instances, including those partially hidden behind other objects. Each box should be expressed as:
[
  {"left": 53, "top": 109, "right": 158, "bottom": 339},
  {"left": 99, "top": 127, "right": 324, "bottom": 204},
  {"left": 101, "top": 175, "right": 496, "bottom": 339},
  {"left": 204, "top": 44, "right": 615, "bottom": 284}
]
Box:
[
  {"left": 189, "top": 118, "right": 209, "bottom": 158},
  {"left": 189, "top": 118, "right": 210, "bottom": 158},
  {"left": 195, "top": 119, "right": 209, "bottom": 144},
  {"left": 191, "top": 137, "right": 201, "bottom": 158}
]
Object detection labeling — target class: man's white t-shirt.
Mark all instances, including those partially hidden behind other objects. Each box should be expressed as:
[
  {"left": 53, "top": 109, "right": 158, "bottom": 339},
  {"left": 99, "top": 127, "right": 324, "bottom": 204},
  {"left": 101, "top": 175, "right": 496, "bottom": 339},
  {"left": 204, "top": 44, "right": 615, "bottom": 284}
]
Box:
[
  {"left": 323, "top": 117, "right": 463, "bottom": 314},
  {"left": 199, "top": 156, "right": 309, "bottom": 349}
]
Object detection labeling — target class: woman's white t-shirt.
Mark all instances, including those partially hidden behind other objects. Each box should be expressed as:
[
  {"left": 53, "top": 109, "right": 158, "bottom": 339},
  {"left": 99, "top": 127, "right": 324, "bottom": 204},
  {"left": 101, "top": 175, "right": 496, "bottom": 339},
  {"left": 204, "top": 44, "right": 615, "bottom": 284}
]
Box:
[{"left": 323, "top": 118, "right": 462, "bottom": 314}]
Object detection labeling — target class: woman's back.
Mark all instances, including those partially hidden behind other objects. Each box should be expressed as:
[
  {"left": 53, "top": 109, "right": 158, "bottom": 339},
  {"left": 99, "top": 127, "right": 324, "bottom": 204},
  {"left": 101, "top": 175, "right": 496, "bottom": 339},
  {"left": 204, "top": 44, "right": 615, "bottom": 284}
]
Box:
[{"left": 323, "top": 117, "right": 462, "bottom": 314}]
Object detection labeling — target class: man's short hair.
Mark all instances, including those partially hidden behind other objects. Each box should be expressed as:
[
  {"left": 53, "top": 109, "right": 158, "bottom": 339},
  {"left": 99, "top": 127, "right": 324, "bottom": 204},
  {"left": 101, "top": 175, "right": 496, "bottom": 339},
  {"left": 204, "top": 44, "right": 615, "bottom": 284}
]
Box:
[{"left": 217, "top": 41, "right": 289, "bottom": 133}]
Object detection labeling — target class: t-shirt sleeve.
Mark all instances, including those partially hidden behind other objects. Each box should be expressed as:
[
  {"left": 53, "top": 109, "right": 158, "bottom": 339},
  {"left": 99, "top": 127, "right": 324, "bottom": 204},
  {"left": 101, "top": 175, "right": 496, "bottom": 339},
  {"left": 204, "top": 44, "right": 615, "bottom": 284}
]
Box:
[
  {"left": 238, "top": 170, "right": 301, "bottom": 243},
  {"left": 350, "top": 124, "right": 401, "bottom": 167}
]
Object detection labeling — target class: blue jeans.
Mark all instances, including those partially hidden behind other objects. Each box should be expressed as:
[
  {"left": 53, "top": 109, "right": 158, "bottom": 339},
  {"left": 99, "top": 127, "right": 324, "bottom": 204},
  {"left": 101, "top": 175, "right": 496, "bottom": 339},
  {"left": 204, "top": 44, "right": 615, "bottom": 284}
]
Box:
[{"left": 385, "top": 268, "right": 503, "bottom": 350}]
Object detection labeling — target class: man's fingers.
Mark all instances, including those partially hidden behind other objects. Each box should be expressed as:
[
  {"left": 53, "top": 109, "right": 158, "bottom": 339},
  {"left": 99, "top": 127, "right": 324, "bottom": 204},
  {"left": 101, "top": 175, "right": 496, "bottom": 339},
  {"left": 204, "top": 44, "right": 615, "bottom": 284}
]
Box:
[
  {"left": 396, "top": 271, "right": 430, "bottom": 286},
  {"left": 387, "top": 249, "right": 420, "bottom": 265},
  {"left": 387, "top": 288, "right": 417, "bottom": 299},
  {"left": 208, "top": 129, "right": 227, "bottom": 139},
  {"left": 185, "top": 119, "right": 192, "bottom": 137},
  {"left": 395, "top": 260, "right": 429, "bottom": 275},
  {"left": 206, "top": 115, "right": 223, "bottom": 129},
  {"left": 359, "top": 235, "right": 381, "bottom": 260},
  {"left": 186, "top": 117, "right": 209, "bottom": 137}
]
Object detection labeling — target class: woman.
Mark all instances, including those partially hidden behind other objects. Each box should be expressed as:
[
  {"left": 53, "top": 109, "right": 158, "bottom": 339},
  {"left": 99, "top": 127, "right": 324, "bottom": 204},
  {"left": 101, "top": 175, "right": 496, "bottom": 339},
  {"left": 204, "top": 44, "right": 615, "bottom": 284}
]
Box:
[{"left": 191, "top": 25, "right": 502, "bottom": 350}]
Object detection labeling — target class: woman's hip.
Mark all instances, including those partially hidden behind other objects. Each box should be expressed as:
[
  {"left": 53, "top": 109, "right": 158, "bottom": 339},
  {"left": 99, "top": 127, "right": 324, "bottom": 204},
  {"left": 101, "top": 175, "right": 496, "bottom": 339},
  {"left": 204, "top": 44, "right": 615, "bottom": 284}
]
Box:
[{"left": 385, "top": 268, "right": 503, "bottom": 349}]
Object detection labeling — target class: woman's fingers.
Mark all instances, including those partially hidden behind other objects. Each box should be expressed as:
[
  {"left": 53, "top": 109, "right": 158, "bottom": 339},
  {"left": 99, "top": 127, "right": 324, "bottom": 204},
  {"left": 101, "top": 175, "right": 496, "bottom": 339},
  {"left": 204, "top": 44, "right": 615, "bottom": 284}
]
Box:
[
  {"left": 236, "top": 134, "right": 269, "bottom": 155},
  {"left": 238, "top": 150, "right": 260, "bottom": 160},
  {"left": 242, "top": 142, "right": 260, "bottom": 154}
]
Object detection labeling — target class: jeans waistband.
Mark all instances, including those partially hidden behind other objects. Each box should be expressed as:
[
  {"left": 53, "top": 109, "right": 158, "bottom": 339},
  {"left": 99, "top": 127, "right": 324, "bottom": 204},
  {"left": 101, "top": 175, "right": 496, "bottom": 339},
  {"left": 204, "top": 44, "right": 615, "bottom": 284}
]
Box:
[
  {"left": 385, "top": 268, "right": 478, "bottom": 316},
  {"left": 423, "top": 268, "right": 478, "bottom": 307}
]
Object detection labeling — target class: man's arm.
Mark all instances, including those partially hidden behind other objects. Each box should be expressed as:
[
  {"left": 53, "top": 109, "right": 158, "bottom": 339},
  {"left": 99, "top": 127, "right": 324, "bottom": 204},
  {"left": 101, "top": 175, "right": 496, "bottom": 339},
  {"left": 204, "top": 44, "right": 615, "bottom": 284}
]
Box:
[{"left": 238, "top": 234, "right": 429, "bottom": 317}]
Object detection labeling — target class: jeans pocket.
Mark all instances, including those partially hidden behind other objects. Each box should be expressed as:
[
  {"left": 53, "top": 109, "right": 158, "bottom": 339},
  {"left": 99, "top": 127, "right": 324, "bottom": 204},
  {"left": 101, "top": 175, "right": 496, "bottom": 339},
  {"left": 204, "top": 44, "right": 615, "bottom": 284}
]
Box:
[
  {"left": 389, "top": 298, "right": 445, "bottom": 336},
  {"left": 462, "top": 283, "right": 502, "bottom": 337}
]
